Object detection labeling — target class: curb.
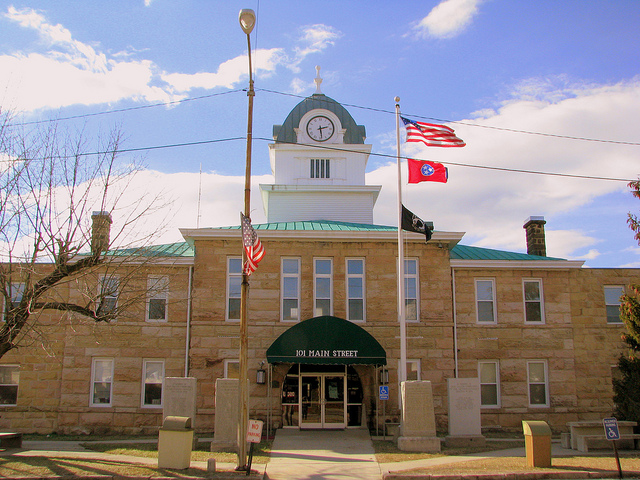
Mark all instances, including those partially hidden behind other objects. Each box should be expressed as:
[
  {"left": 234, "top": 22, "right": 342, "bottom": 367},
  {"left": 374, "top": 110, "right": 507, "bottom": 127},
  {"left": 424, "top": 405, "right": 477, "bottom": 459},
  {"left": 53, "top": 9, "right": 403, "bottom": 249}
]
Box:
[{"left": 383, "top": 472, "right": 640, "bottom": 480}]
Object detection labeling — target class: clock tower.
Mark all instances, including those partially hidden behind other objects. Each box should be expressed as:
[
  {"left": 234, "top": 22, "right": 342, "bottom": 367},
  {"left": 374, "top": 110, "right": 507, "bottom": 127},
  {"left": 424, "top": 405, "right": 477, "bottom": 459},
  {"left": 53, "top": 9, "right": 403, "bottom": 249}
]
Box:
[{"left": 259, "top": 67, "right": 381, "bottom": 223}]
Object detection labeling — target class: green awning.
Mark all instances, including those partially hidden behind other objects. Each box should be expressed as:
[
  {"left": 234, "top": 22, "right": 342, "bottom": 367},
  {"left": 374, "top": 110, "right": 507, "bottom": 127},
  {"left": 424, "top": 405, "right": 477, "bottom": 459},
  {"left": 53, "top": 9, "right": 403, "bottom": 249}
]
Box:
[{"left": 266, "top": 315, "right": 387, "bottom": 366}]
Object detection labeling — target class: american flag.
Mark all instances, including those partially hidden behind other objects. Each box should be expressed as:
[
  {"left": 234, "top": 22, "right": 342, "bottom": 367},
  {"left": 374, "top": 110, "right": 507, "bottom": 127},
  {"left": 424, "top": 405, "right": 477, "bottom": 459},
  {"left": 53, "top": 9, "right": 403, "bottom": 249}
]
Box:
[
  {"left": 241, "top": 213, "right": 265, "bottom": 275},
  {"left": 401, "top": 116, "right": 465, "bottom": 148}
]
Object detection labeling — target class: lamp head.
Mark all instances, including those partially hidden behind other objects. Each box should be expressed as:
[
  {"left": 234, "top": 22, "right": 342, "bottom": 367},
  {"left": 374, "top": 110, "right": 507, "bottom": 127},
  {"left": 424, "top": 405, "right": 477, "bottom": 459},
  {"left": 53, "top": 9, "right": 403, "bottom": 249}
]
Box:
[{"left": 239, "top": 9, "right": 256, "bottom": 35}]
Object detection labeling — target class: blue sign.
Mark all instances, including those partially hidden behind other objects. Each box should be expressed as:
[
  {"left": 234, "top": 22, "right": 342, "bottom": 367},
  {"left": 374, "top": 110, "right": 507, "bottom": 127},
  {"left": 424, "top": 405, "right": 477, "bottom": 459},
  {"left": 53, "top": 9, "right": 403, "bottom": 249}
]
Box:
[
  {"left": 379, "top": 385, "right": 389, "bottom": 401},
  {"left": 603, "top": 417, "right": 620, "bottom": 440}
]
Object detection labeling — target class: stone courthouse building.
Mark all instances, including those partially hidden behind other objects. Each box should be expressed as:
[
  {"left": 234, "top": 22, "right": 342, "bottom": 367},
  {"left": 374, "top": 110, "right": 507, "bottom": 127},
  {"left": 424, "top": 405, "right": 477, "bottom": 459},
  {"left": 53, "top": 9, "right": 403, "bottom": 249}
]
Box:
[{"left": 0, "top": 80, "right": 638, "bottom": 436}]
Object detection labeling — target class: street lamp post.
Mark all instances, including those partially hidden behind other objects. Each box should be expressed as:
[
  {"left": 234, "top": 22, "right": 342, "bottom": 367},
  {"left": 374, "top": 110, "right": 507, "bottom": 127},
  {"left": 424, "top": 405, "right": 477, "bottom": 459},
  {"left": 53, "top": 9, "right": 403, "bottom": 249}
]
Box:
[{"left": 237, "top": 8, "right": 255, "bottom": 471}]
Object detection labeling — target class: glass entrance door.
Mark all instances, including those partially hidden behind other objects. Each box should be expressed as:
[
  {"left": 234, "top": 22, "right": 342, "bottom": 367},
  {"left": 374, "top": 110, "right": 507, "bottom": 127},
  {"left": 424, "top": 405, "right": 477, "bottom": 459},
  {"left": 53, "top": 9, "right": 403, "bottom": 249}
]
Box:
[
  {"left": 323, "top": 375, "right": 345, "bottom": 427},
  {"left": 300, "top": 374, "right": 345, "bottom": 429}
]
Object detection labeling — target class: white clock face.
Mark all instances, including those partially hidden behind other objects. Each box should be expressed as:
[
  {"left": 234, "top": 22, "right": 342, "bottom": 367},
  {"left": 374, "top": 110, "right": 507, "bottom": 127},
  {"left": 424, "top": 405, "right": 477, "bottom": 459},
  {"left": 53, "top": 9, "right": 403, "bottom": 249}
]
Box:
[{"left": 306, "top": 116, "right": 335, "bottom": 142}]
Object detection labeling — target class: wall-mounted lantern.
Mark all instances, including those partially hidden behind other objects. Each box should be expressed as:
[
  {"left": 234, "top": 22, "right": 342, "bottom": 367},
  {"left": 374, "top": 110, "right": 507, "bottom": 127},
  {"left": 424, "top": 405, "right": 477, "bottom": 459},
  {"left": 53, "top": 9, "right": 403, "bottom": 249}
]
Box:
[{"left": 256, "top": 361, "right": 266, "bottom": 384}]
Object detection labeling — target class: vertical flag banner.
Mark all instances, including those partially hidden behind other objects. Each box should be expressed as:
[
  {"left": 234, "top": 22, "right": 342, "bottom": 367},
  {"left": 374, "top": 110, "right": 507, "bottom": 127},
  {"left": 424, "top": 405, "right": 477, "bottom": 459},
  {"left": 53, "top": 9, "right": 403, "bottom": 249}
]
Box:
[
  {"left": 401, "top": 116, "right": 465, "bottom": 147},
  {"left": 408, "top": 159, "right": 448, "bottom": 183},
  {"left": 401, "top": 205, "right": 433, "bottom": 243},
  {"left": 241, "top": 213, "right": 265, "bottom": 275}
]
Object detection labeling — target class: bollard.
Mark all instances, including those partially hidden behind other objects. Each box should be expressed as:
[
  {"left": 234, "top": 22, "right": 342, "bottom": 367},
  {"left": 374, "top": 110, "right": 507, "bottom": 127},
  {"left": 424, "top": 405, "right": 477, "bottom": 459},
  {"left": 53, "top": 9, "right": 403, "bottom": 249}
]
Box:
[{"left": 522, "top": 420, "right": 552, "bottom": 467}]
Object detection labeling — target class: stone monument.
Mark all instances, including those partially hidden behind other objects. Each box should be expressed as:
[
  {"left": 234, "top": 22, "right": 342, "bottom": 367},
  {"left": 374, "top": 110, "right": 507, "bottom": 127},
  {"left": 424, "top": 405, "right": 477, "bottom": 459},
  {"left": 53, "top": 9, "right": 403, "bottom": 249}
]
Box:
[
  {"left": 163, "top": 377, "right": 198, "bottom": 425},
  {"left": 397, "top": 380, "right": 441, "bottom": 452},
  {"left": 211, "top": 378, "right": 239, "bottom": 449},
  {"left": 445, "top": 378, "right": 486, "bottom": 447}
]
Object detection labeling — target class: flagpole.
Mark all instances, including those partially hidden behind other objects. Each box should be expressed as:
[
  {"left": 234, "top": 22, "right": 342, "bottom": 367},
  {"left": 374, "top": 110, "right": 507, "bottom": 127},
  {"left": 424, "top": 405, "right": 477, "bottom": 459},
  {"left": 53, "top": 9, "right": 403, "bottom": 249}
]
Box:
[{"left": 395, "top": 97, "right": 408, "bottom": 392}]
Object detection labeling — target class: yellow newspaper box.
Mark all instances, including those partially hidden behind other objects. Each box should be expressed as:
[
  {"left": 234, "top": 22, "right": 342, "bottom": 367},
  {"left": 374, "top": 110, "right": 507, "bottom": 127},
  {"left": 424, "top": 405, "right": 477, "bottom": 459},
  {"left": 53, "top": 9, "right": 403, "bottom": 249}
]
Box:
[
  {"left": 522, "top": 420, "right": 552, "bottom": 467},
  {"left": 158, "top": 416, "right": 194, "bottom": 469}
]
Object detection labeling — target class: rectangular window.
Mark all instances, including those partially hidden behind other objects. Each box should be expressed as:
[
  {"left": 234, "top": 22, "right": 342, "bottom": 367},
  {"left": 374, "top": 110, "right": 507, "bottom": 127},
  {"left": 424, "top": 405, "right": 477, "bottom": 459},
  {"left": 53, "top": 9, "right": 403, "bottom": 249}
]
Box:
[
  {"left": 91, "top": 358, "right": 114, "bottom": 407},
  {"left": 225, "top": 360, "right": 239, "bottom": 379},
  {"left": 314, "top": 258, "right": 333, "bottom": 316},
  {"left": 2, "top": 283, "right": 25, "bottom": 322},
  {"left": 404, "top": 259, "right": 419, "bottom": 322},
  {"left": 146, "top": 276, "right": 169, "bottom": 322},
  {"left": 406, "top": 359, "right": 421, "bottom": 381},
  {"left": 527, "top": 360, "right": 549, "bottom": 407},
  {"left": 475, "top": 279, "right": 496, "bottom": 324},
  {"left": 346, "top": 258, "right": 365, "bottom": 322},
  {"left": 478, "top": 361, "right": 500, "bottom": 407},
  {"left": 281, "top": 258, "right": 300, "bottom": 322},
  {"left": 0, "top": 365, "right": 19, "bottom": 406},
  {"left": 9, "top": 283, "right": 24, "bottom": 310},
  {"left": 523, "top": 279, "right": 544, "bottom": 323},
  {"left": 604, "top": 286, "right": 625, "bottom": 324},
  {"left": 310, "top": 158, "right": 330, "bottom": 179},
  {"left": 227, "top": 257, "right": 242, "bottom": 321},
  {"left": 98, "top": 275, "right": 119, "bottom": 318},
  {"left": 142, "top": 360, "right": 164, "bottom": 407}
]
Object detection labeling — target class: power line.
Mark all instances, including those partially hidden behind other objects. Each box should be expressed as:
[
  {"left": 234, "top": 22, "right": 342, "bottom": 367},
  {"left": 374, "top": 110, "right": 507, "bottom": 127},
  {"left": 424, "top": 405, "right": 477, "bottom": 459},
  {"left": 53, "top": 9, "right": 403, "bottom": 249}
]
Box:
[
  {"left": 2, "top": 134, "right": 633, "bottom": 183},
  {"left": 7, "top": 90, "right": 245, "bottom": 127},
  {"left": 5, "top": 86, "right": 640, "bottom": 146},
  {"left": 256, "top": 88, "right": 640, "bottom": 147}
]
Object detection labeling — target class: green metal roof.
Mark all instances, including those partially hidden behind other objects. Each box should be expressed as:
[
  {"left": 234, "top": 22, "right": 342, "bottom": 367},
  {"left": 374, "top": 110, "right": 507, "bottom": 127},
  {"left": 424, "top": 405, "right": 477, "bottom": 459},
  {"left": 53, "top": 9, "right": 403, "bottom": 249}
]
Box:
[
  {"left": 107, "top": 241, "right": 194, "bottom": 258},
  {"left": 217, "top": 219, "right": 398, "bottom": 232},
  {"left": 273, "top": 94, "right": 366, "bottom": 144},
  {"left": 450, "top": 244, "right": 564, "bottom": 261}
]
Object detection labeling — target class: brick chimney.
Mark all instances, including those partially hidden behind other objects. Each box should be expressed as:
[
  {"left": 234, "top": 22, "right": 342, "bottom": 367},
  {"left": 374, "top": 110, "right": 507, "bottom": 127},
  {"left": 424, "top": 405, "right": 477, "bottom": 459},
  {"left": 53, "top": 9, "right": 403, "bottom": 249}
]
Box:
[
  {"left": 91, "top": 211, "right": 112, "bottom": 255},
  {"left": 523, "top": 216, "right": 546, "bottom": 257}
]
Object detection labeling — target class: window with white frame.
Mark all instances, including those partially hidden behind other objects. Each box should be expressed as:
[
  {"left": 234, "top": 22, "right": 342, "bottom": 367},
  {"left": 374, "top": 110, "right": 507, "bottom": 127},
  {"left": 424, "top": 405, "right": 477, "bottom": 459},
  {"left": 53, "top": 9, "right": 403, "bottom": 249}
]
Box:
[
  {"left": 142, "top": 360, "right": 164, "bottom": 407},
  {"left": 404, "top": 258, "right": 419, "bottom": 322},
  {"left": 224, "top": 359, "right": 239, "bottom": 379},
  {"left": 310, "top": 158, "right": 330, "bottom": 179},
  {"left": 346, "top": 258, "right": 365, "bottom": 322},
  {"left": 527, "top": 360, "right": 549, "bottom": 407},
  {"left": 281, "top": 258, "right": 300, "bottom": 322},
  {"left": 406, "top": 359, "right": 421, "bottom": 381},
  {"left": 2, "top": 283, "right": 25, "bottom": 322},
  {"left": 147, "top": 276, "right": 169, "bottom": 322},
  {"left": 604, "top": 286, "right": 625, "bottom": 324},
  {"left": 97, "top": 275, "right": 119, "bottom": 317},
  {"left": 475, "top": 279, "right": 496, "bottom": 324},
  {"left": 478, "top": 361, "right": 500, "bottom": 407},
  {"left": 0, "top": 365, "right": 19, "bottom": 405},
  {"left": 91, "top": 358, "right": 114, "bottom": 407},
  {"left": 523, "top": 279, "right": 544, "bottom": 323},
  {"left": 227, "top": 257, "right": 242, "bottom": 321},
  {"left": 314, "top": 258, "right": 333, "bottom": 316}
]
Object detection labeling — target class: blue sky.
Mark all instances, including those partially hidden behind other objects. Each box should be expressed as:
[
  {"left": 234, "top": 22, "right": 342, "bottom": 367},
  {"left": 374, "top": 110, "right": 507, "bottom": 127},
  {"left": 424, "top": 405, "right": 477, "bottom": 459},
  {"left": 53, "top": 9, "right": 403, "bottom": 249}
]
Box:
[{"left": 1, "top": 0, "right": 639, "bottom": 267}]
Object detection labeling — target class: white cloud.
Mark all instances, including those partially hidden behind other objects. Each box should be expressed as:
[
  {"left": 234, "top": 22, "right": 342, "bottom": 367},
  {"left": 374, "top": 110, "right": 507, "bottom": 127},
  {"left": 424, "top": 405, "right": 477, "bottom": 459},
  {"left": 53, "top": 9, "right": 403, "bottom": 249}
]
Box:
[
  {"left": 413, "top": 0, "right": 482, "bottom": 39},
  {"left": 0, "top": 8, "right": 339, "bottom": 112},
  {"left": 288, "top": 25, "right": 342, "bottom": 73},
  {"left": 367, "top": 78, "right": 640, "bottom": 261},
  {"left": 162, "top": 48, "right": 285, "bottom": 93}
]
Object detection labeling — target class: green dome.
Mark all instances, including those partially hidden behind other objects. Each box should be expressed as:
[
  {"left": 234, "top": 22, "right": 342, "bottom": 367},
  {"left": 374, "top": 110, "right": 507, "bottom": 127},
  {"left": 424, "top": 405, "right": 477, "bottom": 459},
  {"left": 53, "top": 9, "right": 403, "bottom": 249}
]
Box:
[{"left": 273, "top": 93, "right": 366, "bottom": 144}]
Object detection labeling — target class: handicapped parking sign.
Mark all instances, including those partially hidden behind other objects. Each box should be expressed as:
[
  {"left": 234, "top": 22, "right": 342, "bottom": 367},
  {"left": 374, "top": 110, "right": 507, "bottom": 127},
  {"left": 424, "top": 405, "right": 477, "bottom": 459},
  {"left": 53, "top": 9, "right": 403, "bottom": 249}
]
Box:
[
  {"left": 379, "top": 385, "right": 389, "bottom": 401},
  {"left": 603, "top": 417, "right": 620, "bottom": 440}
]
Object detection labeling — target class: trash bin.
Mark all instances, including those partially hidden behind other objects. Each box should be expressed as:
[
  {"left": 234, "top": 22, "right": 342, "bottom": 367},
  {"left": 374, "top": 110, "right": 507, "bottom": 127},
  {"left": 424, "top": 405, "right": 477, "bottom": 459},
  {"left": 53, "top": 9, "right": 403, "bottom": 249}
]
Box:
[
  {"left": 158, "top": 416, "right": 194, "bottom": 469},
  {"left": 522, "top": 420, "right": 552, "bottom": 467}
]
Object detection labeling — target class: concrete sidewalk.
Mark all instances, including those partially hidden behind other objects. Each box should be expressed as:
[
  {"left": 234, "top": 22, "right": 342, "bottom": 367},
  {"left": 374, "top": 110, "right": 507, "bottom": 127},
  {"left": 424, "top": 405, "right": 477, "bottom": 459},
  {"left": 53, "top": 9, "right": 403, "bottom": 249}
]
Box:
[
  {"left": 266, "top": 428, "right": 382, "bottom": 480},
  {"left": 1, "top": 431, "right": 636, "bottom": 480}
]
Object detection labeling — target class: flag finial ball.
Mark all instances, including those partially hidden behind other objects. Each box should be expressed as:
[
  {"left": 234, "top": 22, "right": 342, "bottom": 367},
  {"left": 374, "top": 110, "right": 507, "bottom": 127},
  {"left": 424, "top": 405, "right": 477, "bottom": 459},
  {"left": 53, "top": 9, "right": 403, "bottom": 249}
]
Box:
[{"left": 394, "top": 96, "right": 400, "bottom": 103}]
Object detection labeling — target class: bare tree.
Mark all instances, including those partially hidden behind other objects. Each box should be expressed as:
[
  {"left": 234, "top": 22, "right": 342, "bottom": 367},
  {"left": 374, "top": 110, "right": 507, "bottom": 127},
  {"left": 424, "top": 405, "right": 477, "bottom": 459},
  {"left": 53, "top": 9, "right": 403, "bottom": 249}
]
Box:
[{"left": 0, "top": 110, "right": 171, "bottom": 358}]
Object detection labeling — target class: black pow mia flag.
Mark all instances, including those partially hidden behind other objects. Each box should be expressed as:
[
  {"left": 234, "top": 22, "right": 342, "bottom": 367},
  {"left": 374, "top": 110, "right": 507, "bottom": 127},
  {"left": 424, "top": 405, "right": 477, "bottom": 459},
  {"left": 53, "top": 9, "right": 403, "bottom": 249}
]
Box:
[{"left": 401, "top": 205, "right": 433, "bottom": 243}]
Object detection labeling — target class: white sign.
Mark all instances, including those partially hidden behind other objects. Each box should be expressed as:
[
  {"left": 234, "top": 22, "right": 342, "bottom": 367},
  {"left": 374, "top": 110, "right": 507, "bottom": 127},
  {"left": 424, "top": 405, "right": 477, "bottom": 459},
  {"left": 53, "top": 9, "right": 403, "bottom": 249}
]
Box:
[{"left": 246, "top": 419, "right": 264, "bottom": 443}]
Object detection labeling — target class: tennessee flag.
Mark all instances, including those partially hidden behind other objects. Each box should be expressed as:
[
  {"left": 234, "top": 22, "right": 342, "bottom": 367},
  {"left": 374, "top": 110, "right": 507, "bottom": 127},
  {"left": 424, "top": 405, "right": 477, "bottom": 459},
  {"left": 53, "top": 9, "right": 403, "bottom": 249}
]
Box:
[{"left": 408, "top": 159, "right": 448, "bottom": 184}]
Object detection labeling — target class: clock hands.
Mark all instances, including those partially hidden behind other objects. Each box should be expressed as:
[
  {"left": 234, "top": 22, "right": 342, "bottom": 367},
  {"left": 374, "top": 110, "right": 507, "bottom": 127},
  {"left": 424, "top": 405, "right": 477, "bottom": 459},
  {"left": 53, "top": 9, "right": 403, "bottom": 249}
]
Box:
[{"left": 317, "top": 125, "right": 327, "bottom": 139}]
